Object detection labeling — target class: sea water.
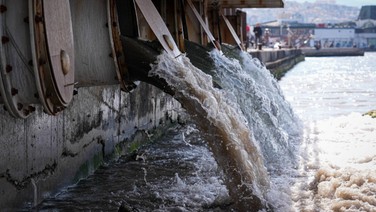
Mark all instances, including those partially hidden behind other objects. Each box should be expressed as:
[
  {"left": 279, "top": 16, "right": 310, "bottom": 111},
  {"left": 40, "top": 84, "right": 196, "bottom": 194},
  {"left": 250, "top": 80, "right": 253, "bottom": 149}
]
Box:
[
  {"left": 33, "top": 51, "right": 375, "bottom": 211},
  {"left": 279, "top": 52, "right": 376, "bottom": 211}
]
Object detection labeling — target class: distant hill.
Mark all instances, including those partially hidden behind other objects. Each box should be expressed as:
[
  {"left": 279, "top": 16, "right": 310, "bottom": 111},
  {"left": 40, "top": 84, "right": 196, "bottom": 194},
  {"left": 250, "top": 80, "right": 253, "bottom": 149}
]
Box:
[{"left": 244, "top": 0, "right": 360, "bottom": 25}]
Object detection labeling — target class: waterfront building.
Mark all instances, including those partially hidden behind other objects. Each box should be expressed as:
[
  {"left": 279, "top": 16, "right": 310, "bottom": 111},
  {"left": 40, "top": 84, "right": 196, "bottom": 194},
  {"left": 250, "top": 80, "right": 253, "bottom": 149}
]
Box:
[
  {"left": 355, "top": 27, "right": 376, "bottom": 49},
  {"left": 254, "top": 5, "right": 376, "bottom": 51},
  {"left": 355, "top": 5, "right": 376, "bottom": 49},
  {"left": 314, "top": 27, "right": 355, "bottom": 48}
]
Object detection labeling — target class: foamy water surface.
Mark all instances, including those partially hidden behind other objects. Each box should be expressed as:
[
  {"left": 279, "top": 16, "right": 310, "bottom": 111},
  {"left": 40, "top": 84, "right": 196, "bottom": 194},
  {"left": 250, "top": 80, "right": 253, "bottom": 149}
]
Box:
[{"left": 279, "top": 53, "right": 376, "bottom": 211}]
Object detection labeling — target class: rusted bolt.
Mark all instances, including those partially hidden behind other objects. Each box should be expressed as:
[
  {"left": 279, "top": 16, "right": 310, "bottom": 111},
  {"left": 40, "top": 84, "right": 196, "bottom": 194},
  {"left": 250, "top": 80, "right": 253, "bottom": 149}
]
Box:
[
  {"left": 11, "top": 88, "right": 18, "bottom": 96},
  {"left": 1, "top": 36, "right": 9, "bottom": 44},
  {"left": 23, "top": 17, "right": 29, "bottom": 24},
  {"left": 17, "top": 103, "right": 23, "bottom": 111},
  {"left": 0, "top": 5, "right": 7, "bottom": 13},
  {"left": 60, "top": 49, "right": 70, "bottom": 75},
  {"left": 34, "top": 15, "right": 43, "bottom": 23},
  {"left": 5, "top": 65, "right": 12, "bottom": 73}
]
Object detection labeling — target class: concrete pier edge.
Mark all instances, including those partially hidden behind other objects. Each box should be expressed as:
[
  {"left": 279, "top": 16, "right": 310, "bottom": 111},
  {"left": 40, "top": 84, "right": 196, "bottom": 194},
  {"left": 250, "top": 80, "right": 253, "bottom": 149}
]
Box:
[
  {"left": 0, "top": 83, "right": 182, "bottom": 210},
  {"left": 249, "top": 48, "right": 305, "bottom": 80}
]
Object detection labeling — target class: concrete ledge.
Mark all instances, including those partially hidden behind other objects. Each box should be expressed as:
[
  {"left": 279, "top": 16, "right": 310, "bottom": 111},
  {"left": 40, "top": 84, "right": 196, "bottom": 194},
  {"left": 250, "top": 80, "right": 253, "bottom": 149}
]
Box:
[
  {"left": 266, "top": 54, "right": 305, "bottom": 80},
  {"left": 302, "top": 48, "right": 365, "bottom": 57},
  {"left": 249, "top": 48, "right": 305, "bottom": 79}
]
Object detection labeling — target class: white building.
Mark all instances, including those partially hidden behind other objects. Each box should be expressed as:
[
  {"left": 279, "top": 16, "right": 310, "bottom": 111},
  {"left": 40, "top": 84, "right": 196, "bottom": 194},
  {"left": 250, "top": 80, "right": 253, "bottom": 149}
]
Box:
[
  {"left": 355, "top": 5, "right": 376, "bottom": 49},
  {"left": 355, "top": 28, "right": 376, "bottom": 49},
  {"left": 314, "top": 28, "right": 355, "bottom": 48}
]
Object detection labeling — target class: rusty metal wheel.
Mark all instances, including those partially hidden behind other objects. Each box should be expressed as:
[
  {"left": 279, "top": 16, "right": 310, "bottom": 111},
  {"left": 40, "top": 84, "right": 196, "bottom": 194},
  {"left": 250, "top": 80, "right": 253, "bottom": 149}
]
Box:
[
  {"left": 0, "top": 0, "right": 38, "bottom": 118},
  {"left": 29, "top": 0, "right": 75, "bottom": 115}
]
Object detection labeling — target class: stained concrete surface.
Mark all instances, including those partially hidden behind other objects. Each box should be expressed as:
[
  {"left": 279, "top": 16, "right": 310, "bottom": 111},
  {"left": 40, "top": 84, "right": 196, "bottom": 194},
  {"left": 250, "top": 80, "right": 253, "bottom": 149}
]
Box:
[{"left": 0, "top": 83, "right": 181, "bottom": 210}]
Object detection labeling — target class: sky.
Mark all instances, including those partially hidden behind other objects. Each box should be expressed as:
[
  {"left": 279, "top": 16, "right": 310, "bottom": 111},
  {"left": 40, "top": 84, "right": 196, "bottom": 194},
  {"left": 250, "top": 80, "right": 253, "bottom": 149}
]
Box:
[{"left": 288, "top": 0, "right": 376, "bottom": 8}]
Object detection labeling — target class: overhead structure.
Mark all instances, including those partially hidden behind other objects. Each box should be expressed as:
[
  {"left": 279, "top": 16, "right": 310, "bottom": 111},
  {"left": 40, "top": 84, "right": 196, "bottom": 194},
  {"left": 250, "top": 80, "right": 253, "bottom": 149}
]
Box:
[
  {"left": 186, "top": 0, "right": 220, "bottom": 51},
  {"left": 209, "top": 0, "right": 284, "bottom": 8},
  {"left": 1, "top": 0, "right": 285, "bottom": 119},
  {"left": 220, "top": 12, "right": 245, "bottom": 51},
  {"left": 134, "top": 0, "right": 182, "bottom": 58},
  {"left": 107, "top": 0, "right": 136, "bottom": 92}
]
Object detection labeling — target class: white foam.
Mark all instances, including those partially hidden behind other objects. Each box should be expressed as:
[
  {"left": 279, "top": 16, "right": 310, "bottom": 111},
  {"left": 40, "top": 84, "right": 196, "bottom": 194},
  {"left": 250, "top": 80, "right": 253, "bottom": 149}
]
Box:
[{"left": 290, "top": 113, "right": 376, "bottom": 211}]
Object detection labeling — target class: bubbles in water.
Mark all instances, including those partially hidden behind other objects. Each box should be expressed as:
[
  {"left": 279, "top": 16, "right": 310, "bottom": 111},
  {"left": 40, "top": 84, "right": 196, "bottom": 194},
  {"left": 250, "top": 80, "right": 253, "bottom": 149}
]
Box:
[
  {"left": 149, "top": 48, "right": 307, "bottom": 211},
  {"left": 291, "top": 113, "right": 376, "bottom": 211},
  {"left": 208, "top": 50, "right": 302, "bottom": 168},
  {"left": 150, "top": 52, "right": 273, "bottom": 209}
]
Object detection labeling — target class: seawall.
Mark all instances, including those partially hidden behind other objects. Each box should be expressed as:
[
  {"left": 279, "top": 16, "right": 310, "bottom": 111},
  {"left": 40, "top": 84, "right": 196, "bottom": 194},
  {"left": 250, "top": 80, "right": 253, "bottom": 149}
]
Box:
[
  {"left": 250, "top": 49, "right": 305, "bottom": 79},
  {"left": 302, "top": 47, "right": 365, "bottom": 57},
  {"left": 0, "top": 83, "right": 181, "bottom": 210}
]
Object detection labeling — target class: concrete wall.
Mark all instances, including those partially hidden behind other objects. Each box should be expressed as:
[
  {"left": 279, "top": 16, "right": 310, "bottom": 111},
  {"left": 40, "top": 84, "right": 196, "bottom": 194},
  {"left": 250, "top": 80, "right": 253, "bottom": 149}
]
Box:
[
  {"left": 250, "top": 49, "right": 304, "bottom": 79},
  {"left": 0, "top": 83, "right": 181, "bottom": 210}
]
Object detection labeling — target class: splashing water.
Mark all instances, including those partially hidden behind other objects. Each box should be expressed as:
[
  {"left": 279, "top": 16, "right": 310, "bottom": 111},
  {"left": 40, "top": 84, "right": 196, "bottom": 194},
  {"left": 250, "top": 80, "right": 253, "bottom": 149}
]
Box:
[
  {"left": 208, "top": 50, "right": 304, "bottom": 210},
  {"left": 209, "top": 50, "right": 302, "bottom": 168},
  {"left": 150, "top": 52, "right": 269, "bottom": 210},
  {"left": 150, "top": 50, "right": 302, "bottom": 210}
]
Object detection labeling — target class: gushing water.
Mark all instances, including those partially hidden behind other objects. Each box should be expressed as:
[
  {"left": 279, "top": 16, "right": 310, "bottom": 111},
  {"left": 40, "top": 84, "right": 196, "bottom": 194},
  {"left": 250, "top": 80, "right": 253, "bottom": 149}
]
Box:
[
  {"left": 150, "top": 50, "right": 302, "bottom": 210},
  {"left": 209, "top": 50, "right": 302, "bottom": 168},
  {"left": 33, "top": 47, "right": 303, "bottom": 211}
]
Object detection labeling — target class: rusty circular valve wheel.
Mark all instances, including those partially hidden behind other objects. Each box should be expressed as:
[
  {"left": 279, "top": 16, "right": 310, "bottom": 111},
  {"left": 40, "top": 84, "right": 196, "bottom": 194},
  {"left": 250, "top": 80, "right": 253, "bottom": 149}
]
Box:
[
  {"left": 29, "top": 0, "right": 75, "bottom": 115},
  {"left": 0, "top": 0, "right": 39, "bottom": 118},
  {"left": 107, "top": 0, "right": 136, "bottom": 92}
]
